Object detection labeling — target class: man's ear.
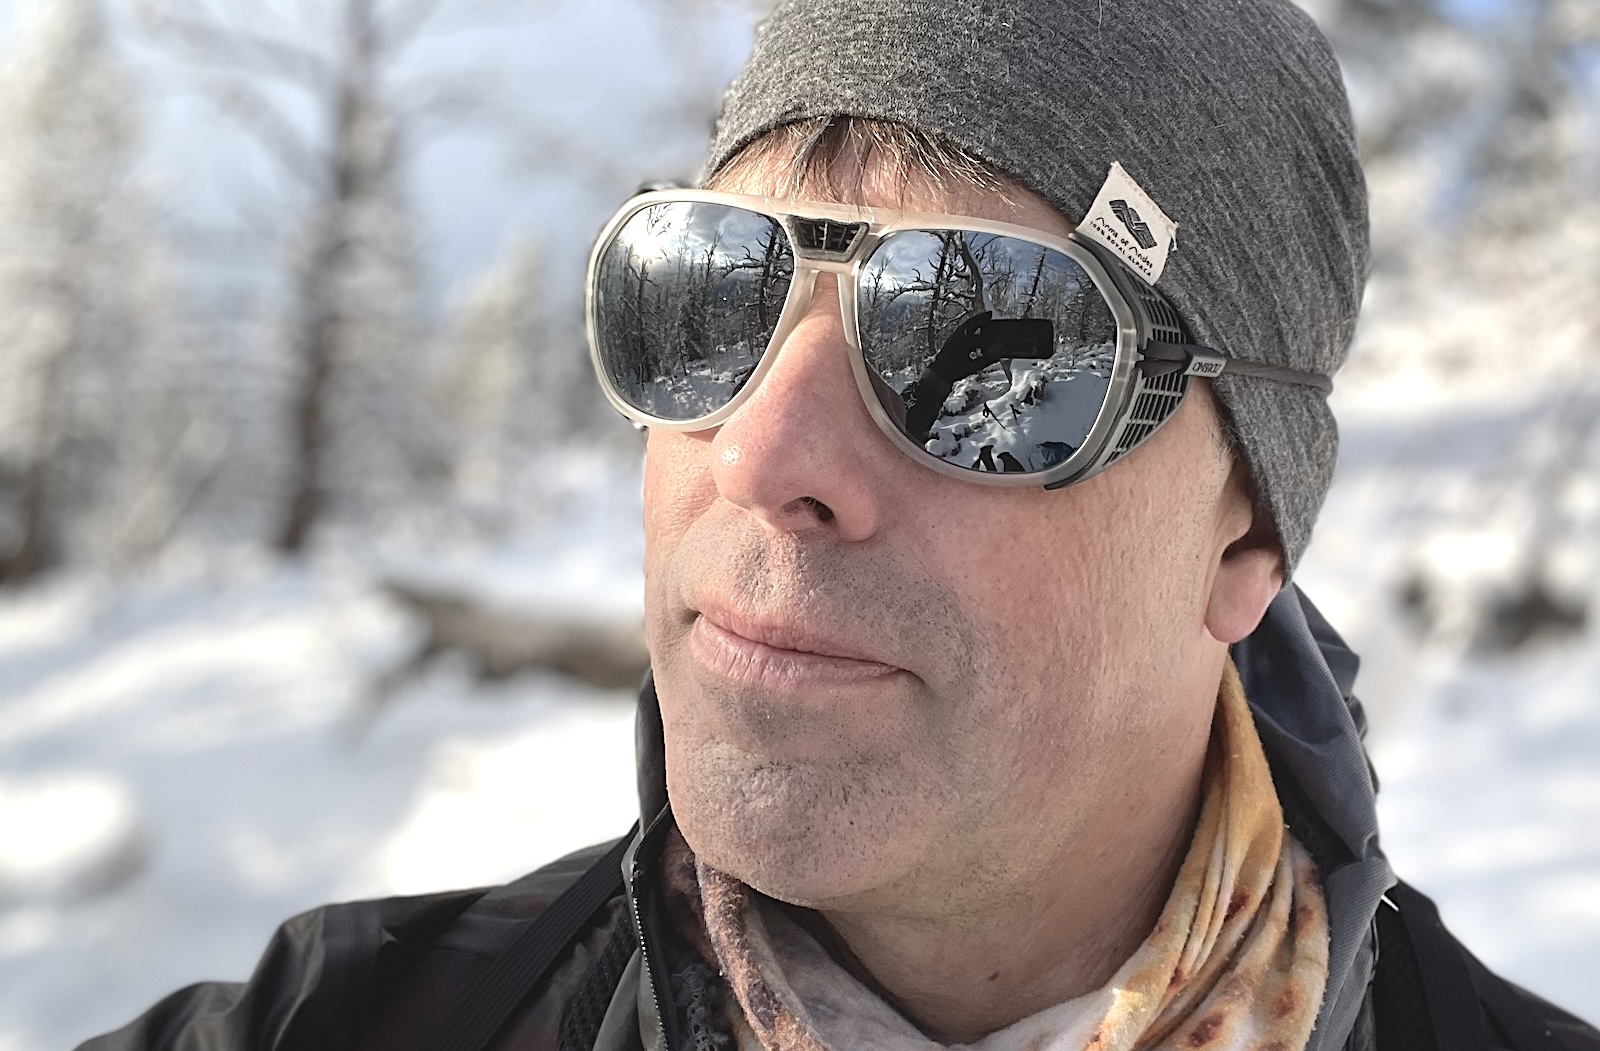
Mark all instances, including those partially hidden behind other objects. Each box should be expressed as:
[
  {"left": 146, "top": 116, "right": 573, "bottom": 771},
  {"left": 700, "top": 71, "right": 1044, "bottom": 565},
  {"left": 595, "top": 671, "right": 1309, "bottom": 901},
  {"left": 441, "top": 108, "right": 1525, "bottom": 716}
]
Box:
[{"left": 1205, "top": 463, "right": 1285, "bottom": 645}]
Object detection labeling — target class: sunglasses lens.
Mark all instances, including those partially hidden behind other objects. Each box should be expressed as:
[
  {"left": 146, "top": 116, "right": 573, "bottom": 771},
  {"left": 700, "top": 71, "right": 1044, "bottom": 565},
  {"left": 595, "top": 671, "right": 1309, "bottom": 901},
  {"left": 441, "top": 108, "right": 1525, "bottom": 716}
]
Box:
[
  {"left": 593, "top": 202, "right": 795, "bottom": 421},
  {"left": 858, "top": 231, "right": 1118, "bottom": 474}
]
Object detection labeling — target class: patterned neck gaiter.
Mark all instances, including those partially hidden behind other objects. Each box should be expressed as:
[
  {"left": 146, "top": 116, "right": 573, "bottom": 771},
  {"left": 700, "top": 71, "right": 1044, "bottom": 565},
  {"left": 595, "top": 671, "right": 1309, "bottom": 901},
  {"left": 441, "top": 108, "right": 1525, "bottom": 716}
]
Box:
[{"left": 696, "top": 660, "right": 1331, "bottom": 1051}]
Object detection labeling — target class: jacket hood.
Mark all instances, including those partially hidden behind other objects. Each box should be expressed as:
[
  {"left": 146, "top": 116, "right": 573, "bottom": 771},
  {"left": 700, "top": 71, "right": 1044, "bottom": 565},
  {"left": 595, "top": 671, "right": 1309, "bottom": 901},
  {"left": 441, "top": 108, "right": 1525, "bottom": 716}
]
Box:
[{"left": 634, "top": 584, "right": 1391, "bottom": 1051}]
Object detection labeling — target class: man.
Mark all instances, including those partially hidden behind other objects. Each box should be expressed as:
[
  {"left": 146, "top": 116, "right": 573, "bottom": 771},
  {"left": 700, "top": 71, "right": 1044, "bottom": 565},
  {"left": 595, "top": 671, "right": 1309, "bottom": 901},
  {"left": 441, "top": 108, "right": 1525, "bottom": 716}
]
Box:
[{"left": 84, "top": 1, "right": 1598, "bottom": 1049}]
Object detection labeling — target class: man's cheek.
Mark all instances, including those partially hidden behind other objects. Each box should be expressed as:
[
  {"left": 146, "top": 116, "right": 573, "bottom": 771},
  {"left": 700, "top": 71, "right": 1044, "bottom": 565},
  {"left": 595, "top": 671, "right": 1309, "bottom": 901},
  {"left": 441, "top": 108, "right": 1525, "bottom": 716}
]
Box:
[
  {"left": 642, "top": 431, "right": 710, "bottom": 613},
  {"left": 643, "top": 431, "right": 718, "bottom": 535}
]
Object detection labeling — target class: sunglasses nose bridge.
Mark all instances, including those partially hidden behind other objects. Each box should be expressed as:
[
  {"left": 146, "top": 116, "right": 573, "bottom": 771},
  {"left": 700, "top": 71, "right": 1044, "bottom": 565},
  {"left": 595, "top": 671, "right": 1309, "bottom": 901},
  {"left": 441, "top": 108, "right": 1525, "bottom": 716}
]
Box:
[
  {"left": 791, "top": 255, "right": 857, "bottom": 274},
  {"left": 735, "top": 265, "right": 868, "bottom": 419},
  {"left": 786, "top": 263, "right": 865, "bottom": 354}
]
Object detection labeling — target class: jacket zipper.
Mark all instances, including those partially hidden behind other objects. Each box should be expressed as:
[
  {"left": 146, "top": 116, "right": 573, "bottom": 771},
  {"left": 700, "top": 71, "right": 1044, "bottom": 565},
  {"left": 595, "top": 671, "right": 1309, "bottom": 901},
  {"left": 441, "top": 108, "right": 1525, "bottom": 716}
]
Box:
[{"left": 630, "top": 859, "right": 669, "bottom": 1049}]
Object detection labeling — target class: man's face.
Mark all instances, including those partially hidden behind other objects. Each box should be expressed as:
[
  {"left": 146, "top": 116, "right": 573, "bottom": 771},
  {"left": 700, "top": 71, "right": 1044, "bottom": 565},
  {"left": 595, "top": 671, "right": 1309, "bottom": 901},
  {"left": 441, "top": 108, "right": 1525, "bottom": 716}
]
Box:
[{"left": 641, "top": 154, "right": 1270, "bottom": 914}]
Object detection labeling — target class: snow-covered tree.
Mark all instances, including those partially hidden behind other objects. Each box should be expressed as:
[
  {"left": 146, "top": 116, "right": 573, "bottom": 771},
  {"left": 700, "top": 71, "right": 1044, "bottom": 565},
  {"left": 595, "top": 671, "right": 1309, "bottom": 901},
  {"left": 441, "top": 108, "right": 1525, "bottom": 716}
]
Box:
[
  {"left": 141, "top": 0, "right": 456, "bottom": 553},
  {"left": 1300, "top": 0, "right": 1600, "bottom": 647},
  {"left": 0, "top": 0, "right": 176, "bottom": 584},
  {"left": 437, "top": 239, "right": 542, "bottom": 502},
  {"left": 436, "top": 236, "right": 634, "bottom": 526}
]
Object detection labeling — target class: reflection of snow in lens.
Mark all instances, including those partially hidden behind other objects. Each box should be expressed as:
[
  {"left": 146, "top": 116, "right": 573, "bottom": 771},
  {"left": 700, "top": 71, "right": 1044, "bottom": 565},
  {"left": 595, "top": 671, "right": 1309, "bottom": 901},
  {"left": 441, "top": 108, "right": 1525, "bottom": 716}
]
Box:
[
  {"left": 933, "top": 348, "right": 1113, "bottom": 470},
  {"left": 595, "top": 203, "right": 793, "bottom": 421},
  {"left": 859, "top": 229, "right": 1117, "bottom": 470}
]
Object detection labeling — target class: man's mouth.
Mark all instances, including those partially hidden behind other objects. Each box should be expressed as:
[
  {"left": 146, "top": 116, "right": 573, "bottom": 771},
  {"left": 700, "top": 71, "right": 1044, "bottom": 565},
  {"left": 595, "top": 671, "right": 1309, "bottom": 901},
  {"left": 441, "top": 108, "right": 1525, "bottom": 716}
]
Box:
[{"left": 689, "top": 605, "right": 903, "bottom": 689}]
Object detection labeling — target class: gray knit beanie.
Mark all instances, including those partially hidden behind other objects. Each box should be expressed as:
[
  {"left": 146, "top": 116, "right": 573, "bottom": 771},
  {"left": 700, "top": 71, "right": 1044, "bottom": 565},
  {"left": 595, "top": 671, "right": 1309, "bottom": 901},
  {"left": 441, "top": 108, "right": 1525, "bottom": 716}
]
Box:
[{"left": 703, "top": 0, "right": 1368, "bottom": 572}]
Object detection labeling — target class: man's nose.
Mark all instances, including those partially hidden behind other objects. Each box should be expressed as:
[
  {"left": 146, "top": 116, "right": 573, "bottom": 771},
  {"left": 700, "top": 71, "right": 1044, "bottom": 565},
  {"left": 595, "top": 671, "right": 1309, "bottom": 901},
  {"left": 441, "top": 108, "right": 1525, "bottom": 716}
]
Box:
[{"left": 708, "top": 273, "right": 888, "bottom": 541}]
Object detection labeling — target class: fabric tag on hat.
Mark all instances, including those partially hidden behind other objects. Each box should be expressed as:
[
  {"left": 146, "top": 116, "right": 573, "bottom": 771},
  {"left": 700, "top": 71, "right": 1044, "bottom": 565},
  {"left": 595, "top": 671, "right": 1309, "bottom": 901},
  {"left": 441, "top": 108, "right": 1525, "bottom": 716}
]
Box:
[{"left": 1079, "top": 162, "right": 1178, "bottom": 285}]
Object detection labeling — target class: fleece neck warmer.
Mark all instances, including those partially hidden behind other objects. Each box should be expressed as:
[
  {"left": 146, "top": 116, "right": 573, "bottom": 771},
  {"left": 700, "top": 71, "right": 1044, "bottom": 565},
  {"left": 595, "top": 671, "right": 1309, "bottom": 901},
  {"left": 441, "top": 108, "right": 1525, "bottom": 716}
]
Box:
[{"left": 695, "top": 661, "right": 1330, "bottom": 1051}]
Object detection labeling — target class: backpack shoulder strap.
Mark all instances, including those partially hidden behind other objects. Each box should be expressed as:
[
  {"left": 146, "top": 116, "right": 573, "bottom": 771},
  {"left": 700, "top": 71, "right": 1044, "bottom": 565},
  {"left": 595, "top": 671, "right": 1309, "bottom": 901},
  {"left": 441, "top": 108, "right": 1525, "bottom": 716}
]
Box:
[
  {"left": 420, "top": 827, "right": 637, "bottom": 1051},
  {"left": 1375, "top": 880, "right": 1490, "bottom": 1049},
  {"left": 1375, "top": 880, "right": 1566, "bottom": 1051}
]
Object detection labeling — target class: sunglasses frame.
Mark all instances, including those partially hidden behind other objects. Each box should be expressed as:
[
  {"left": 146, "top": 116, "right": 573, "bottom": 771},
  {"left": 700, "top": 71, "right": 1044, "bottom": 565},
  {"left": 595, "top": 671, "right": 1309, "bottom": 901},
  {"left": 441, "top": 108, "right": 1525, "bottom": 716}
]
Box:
[{"left": 585, "top": 188, "right": 1222, "bottom": 490}]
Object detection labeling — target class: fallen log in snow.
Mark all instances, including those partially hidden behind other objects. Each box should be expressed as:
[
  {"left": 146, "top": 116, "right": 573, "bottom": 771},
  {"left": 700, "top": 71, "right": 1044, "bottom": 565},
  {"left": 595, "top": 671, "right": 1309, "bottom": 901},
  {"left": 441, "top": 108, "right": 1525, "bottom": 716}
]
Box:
[{"left": 376, "top": 577, "right": 650, "bottom": 698}]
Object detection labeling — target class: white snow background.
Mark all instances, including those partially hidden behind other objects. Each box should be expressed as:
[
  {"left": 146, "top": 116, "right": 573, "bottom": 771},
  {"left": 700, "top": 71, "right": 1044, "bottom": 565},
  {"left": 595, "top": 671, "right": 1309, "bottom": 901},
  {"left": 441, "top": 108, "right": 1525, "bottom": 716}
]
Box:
[{"left": 0, "top": 472, "right": 650, "bottom": 1049}]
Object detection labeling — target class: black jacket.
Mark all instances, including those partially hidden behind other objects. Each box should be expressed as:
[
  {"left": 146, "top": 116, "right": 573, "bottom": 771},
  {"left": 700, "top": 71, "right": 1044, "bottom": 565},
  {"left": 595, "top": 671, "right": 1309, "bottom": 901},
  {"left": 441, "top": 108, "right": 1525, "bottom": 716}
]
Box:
[{"left": 82, "top": 588, "right": 1600, "bottom": 1051}]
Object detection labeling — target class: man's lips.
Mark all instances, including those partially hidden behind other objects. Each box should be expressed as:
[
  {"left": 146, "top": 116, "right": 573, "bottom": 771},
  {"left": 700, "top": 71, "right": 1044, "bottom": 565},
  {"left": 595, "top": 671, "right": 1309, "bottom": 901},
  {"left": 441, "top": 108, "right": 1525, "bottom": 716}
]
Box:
[{"left": 688, "top": 605, "right": 904, "bottom": 689}]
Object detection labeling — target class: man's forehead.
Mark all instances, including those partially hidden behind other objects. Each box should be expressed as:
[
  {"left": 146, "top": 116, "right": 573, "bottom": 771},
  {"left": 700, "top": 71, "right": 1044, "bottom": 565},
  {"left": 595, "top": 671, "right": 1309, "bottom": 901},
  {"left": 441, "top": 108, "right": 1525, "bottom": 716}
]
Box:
[{"left": 707, "top": 133, "right": 1078, "bottom": 242}]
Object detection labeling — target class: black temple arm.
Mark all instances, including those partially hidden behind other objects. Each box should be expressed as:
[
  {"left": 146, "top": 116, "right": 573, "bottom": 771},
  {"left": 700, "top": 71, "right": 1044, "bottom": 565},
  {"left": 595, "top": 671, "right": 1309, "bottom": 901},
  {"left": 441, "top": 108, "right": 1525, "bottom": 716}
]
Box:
[{"left": 1139, "top": 341, "right": 1332, "bottom": 395}]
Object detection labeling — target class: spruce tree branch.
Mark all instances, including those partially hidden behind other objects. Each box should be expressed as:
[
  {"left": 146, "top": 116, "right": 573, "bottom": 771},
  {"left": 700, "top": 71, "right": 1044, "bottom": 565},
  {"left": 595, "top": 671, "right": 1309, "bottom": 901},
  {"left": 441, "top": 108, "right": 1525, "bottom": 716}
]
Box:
[
  {"left": 391, "top": 76, "right": 500, "bottom": 133},
  {"left": 203, "top": 78, "right": 331, "bottom": 193},
  {"left": 137, "top": 0, "right": 336, "bottom": 93}
]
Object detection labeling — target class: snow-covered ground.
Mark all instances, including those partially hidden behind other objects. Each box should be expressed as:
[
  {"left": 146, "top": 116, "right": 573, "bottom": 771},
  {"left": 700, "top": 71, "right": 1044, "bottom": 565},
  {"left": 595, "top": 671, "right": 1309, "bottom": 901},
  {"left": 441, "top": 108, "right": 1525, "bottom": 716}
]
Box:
[
  {"left": 1298, "top": 371, "right": 1600, "bottom": 1024},
  {"left": 1, "top": 383, "right": 1597, "bottom": 1048},
  {"left": 0, "top": 493, "right": 649, "bottom": 1050}
]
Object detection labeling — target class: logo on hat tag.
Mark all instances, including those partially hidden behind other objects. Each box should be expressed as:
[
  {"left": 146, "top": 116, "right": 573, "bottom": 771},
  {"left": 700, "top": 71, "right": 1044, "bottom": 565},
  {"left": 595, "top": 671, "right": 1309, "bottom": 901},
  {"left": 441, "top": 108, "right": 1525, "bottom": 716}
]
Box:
[
  {"left": 1080, "top": 162, "right": 1178, "bottom": 285},
  {"left": 1109, "top": 200, "right": 1159, "bottom": 250}
]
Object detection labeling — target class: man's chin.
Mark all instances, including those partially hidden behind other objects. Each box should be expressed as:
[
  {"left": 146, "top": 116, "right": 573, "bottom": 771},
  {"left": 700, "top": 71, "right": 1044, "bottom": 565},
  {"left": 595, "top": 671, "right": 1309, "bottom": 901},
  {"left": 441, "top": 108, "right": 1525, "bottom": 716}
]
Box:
[{"left": 668, "top": 747, "right": 922, "bottom": 908}]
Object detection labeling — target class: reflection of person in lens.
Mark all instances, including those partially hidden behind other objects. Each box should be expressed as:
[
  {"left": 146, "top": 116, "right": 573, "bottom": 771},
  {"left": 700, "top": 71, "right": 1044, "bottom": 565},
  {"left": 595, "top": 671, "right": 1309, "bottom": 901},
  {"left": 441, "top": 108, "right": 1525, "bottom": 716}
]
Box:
[
  {"left": 899, "top": 311, "right": 1053, "bottom": 441},
  {"left": 92, "top": 1, "right": 1599, "bottom": 1050}
]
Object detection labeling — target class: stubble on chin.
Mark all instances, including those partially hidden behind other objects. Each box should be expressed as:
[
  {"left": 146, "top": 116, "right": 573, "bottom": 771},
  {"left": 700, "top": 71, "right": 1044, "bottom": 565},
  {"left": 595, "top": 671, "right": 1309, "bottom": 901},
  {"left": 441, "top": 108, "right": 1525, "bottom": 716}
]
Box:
[
  {"left": 649, "top": 516, "right": 983, "bottom": 904},
  {"left": 667, "top": 738, "right": 925, "bottom": 905}
]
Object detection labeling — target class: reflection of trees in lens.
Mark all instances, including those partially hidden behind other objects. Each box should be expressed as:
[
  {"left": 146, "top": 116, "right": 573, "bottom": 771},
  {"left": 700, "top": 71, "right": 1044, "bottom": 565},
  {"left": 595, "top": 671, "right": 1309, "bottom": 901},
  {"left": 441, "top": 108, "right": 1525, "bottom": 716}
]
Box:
[
  {"left": 1019, "top": 251, "right": 1048, "bottom": 318},
  {"left": 598, "top": 204, "right": 792, "bottom": 419},
  {"left": 861, "top": 232, "right": 1115, "bottom": 381},
  {"left": 714, "top": 219, "right": 792, "bottom": 355},
  {"left": 859, "top": 231, "right": 980, "bottom": 375},
  {"left": 596, "top": 231, "right": 660, "bottom": 401}
]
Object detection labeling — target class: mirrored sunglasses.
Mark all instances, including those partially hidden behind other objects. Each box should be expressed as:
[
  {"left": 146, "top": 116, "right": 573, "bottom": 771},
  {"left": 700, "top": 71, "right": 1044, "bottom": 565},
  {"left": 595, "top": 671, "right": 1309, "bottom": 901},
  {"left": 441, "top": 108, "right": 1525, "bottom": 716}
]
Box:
[{"left": 586, "top": 190, "right": 1328, "bottom": 489}]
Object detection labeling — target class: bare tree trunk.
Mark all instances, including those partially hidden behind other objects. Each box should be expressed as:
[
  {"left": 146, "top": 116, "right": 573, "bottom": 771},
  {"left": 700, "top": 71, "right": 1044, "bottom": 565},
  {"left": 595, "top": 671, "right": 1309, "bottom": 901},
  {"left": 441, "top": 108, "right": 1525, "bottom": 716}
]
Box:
[
  {"left": 275, "top": 238, "right": 342, "bottom": 552},
  {"left": 273, "top": 0, "right": 377, "bottom": 554},
  {"left": 1, "top": 325, "right": 67, "bottom": 586},
  {"left": 2, "top": 454, "right": 54, "bottom": 585},
  {"left": 957, "top": 236, "right": 987, "bottom": 315}
]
